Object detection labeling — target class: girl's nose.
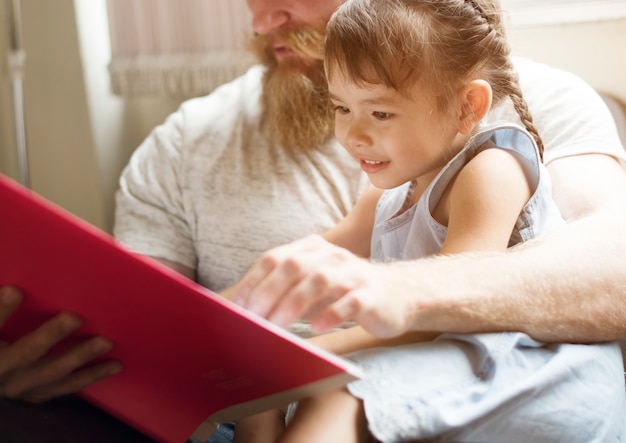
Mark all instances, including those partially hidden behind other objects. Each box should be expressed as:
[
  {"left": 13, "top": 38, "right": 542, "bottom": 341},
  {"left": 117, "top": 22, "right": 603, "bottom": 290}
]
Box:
[{"left": 344, "top": 120, "right": 370, "bottom": 149}]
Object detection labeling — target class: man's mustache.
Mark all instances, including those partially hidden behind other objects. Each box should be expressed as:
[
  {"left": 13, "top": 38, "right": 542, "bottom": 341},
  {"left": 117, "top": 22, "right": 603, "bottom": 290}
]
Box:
[{"left": 252, "top": 27, "right": 325, "bottom": 61}]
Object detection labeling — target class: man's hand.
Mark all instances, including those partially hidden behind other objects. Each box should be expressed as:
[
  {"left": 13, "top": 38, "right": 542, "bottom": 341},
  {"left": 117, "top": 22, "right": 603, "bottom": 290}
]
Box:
[
  {"left": 0, "top": 286, "right": 122, "bottom": 403},
  {"left": 232, "top": 235, "right": 413, "bottom": 338}
]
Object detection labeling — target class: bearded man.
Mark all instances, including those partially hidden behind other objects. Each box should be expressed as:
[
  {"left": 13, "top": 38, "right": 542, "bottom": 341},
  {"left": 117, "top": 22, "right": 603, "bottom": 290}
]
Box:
[{"left": 112, "top": 23, "right": 371, "bottom": 295}]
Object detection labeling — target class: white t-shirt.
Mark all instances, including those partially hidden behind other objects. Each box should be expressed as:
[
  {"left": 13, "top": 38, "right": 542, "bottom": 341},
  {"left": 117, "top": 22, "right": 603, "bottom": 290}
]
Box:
[
  {"left": 114, "top": 57, "right": 625, "bottom": 292},
  {"left": 491, "top": 57, "right": 625, "bottom": 165},
  {"left": 114, "top": 65, "right": 369, "bottom": 292}
]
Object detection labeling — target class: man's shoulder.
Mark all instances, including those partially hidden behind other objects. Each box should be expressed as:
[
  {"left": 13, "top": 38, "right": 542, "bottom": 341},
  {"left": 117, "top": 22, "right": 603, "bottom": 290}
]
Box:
[
  {"left": 171, "top": 65, "right": 265, "bottom": 139},
  {"left": 513, "top": 56, "right": 588, "bottom": 93},
  {"left": 178, "top": 64, "right": 265, "bottom": 116}
]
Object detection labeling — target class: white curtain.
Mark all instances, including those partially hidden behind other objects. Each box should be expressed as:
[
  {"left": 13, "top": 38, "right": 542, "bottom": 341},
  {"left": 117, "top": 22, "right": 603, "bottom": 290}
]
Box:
[{"left": 106, "top": 0, "right": 256, "bottom": 98}]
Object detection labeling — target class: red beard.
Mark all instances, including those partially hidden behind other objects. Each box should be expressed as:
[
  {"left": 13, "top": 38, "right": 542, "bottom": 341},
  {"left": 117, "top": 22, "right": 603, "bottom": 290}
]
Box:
[{"left": 247, "top": 29, "right": 335, "bottom": 150}]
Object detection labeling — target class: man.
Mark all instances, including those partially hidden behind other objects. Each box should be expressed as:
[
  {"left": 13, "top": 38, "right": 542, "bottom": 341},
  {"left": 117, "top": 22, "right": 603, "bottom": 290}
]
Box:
[{"left": 1, "top": 0, "right": 625, "bottom": 441}]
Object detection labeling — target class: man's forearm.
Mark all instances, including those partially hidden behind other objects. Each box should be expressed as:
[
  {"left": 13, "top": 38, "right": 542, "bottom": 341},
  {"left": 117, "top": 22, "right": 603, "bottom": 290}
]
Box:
[{"left": 400, "top": 211, "right": 626, "bottom": 343}]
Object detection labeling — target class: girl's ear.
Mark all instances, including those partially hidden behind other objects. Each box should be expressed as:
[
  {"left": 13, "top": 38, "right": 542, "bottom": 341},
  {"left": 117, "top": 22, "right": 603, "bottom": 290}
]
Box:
[{"left": 457, "top": 79, "right": 493, "bottom": 134}]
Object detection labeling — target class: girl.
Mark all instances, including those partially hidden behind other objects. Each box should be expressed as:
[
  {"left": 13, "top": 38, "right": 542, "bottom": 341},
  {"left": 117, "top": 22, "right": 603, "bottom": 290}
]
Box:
[{"left": 234, "top": 0, "right": 625, "bottom": 441}]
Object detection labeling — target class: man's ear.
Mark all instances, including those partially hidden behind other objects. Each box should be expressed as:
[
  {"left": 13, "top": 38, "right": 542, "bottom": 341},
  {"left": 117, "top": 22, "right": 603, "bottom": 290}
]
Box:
[{"left": 457, "top": 79, "right": 493, "bottom": 134}]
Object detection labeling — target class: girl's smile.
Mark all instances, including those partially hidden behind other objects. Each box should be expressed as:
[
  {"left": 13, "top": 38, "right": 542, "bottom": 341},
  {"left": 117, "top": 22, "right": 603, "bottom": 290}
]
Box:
[
  {"left": 328, "top": 69, "right": 462, "bottom": 190},
  {"left": 359, "top": 158, "right": 389, "bottom": 174}
]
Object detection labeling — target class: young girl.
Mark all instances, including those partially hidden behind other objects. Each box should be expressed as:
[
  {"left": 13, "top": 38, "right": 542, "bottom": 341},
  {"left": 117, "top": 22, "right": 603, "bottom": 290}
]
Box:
[{"left": 233, "top": 0, "right": 625, "bottom": 441}]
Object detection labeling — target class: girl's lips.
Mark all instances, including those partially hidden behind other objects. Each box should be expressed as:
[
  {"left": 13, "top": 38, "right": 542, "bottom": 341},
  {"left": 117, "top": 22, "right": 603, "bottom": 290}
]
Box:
[{"left": 360, "top": 159, "right": 389, "bottom": 174}]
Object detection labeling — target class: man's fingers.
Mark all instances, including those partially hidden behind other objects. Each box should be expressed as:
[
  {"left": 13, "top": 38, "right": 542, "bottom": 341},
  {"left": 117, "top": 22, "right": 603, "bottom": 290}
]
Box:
[
  {"left": 234, "top": 240, "right": 319, "bottom": 316},
  {"left": 0, "top": 286, "right": 23, "bottom": 326},
  {"left": 0, "top": 312, "right": 81, "bottom": 377},
  {"left": 17, "top": 360, "right": 123, "bottom": 403},
  {"left": 309, "top": 291, "right": 361, "bottom": 335},
  {"left": 29, "top": 336, "right": 114, "bottom": 386},
  {"left": 2, "top": 336, "right": 120, "bottom": 401},
  {"left": 267, "top": 270, "right": 346, "bottom": 328},
  {"left": 0, "top": 294, "right": 122, "bottom": 403}
]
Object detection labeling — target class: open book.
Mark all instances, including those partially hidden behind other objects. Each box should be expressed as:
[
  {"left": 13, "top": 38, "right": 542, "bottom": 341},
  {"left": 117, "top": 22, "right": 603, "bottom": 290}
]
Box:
[{"left": 0, "top": 174, "right": 362, "bottom": 443}]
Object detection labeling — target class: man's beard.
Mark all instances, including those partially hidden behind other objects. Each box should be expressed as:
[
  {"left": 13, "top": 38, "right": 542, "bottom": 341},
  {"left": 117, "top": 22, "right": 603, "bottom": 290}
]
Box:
[{"left": 248, "top": 29, "right": 334, "bottom": 150}]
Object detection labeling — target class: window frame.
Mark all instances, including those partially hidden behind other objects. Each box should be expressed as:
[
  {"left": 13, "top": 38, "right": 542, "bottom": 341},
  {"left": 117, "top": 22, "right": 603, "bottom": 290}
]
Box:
[{"left": 501, "top": 0, "right": 626, "bottom": 28}]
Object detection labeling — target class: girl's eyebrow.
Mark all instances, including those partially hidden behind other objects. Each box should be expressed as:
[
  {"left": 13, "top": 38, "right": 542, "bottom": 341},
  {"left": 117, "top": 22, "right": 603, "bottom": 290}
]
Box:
[
  {"left": 328, "top": 91, "right": 398, "bottom": 106},
  {"left": 328, "top": 92, "right": 343, "bottom": 101}
]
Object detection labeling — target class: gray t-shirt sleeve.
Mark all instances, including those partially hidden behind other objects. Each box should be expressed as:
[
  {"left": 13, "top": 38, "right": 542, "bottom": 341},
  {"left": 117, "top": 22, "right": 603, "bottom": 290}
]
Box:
[{"left": 114, "top": 107, "right": 197, "bottom": 269}]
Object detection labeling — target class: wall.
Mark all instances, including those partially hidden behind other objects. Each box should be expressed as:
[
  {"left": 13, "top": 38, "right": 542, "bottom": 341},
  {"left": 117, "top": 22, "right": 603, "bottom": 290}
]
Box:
[
  {"left": 0, "top": 0, "right": 105, "bottom": 228},
  {"left": 73, "top": 0, "right": 187, "bottom": 232},
  {"left": 0, "top": 2, "right": 16, "bottom": 181},
  {"left": 508, "top": 18, "right": 626, "bottom": 103},
  {"left": 0, "top": 4, "right": 625, "bottom": 233},
  {"left": 74, "top": 0, "right": 187, "bottom": 231}
]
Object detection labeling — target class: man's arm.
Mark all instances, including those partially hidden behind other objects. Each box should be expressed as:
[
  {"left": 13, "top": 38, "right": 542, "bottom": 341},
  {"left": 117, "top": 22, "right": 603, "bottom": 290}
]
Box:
[
  {"left": 507, "top": 153, "right": 626, "bottom": 341},
  {"left": 418, "top": 153, "right": 626, "bottom": 343},
  {"left": 354, "top": 153, "right": 626, "bottom": 342},
  {"left": 233, "top": 153, "right": 626, "bottom": 343}
]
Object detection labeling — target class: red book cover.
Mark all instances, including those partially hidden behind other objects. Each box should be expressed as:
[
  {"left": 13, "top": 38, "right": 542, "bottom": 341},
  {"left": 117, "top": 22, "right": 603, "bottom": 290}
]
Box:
[{"left": 0, "top": 174, "right": 362, "bottom": 443}]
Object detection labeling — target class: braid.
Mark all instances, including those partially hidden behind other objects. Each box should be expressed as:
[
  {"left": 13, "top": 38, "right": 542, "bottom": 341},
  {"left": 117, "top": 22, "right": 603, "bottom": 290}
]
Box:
[
  {"left": 463, "top": 0, "right": 503, "bottom": 36},
  {"left": 465, "top": 0, "right": 488, "bottom": 24},
  {"left": 503, "top": 62, "right": 545, "bottom": 161},
  {"left": 465, "top": 0, "right": 545, "bottom": 161}
]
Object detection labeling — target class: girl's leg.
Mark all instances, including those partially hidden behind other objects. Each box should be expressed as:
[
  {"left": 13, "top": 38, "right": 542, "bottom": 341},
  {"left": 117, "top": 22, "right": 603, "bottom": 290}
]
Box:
[
  {"left": 233, "top": 409, "right": 285, "bottom": 443},
  {"left": 277, "top": 388, "right": 371, "bottom": 443}
]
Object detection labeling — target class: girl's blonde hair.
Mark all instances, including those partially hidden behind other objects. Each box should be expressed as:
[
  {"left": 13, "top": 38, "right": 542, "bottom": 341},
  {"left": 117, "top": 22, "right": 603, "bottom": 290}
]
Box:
[{"left": 324, "top": 0, "right": 544, "bottom": 159}]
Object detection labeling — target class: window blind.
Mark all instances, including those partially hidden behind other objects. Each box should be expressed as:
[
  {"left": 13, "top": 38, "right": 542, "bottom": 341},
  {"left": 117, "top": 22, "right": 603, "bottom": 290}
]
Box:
[{"left": 106, "top": 0, "right": 256, "bottom": 98}]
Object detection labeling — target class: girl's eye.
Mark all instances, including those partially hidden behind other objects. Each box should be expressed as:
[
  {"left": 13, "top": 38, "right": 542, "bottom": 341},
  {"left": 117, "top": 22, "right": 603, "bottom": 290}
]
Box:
[
  {"left": 334, "top": 105, "right": 350, "bottom": 115},
  {"left": 373, "top": 111, "right": 392, "bottom": 120}
]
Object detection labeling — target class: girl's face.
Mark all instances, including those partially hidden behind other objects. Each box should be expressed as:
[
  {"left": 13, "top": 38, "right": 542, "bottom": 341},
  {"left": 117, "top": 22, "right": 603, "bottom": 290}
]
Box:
[{"left": 328, "top": 70, "right": 462, "bottom": 190}]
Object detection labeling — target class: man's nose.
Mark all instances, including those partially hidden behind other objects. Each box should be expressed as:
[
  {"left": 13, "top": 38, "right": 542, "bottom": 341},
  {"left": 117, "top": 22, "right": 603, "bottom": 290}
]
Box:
[{"left": 248, "top": 0, "right": 290, "bottom": 34}]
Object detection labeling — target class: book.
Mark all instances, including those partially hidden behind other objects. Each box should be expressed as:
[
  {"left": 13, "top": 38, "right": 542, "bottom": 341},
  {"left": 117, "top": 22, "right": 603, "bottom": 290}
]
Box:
[{"left": 0, "top": 174, "right": 363, "bottom": 443}]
